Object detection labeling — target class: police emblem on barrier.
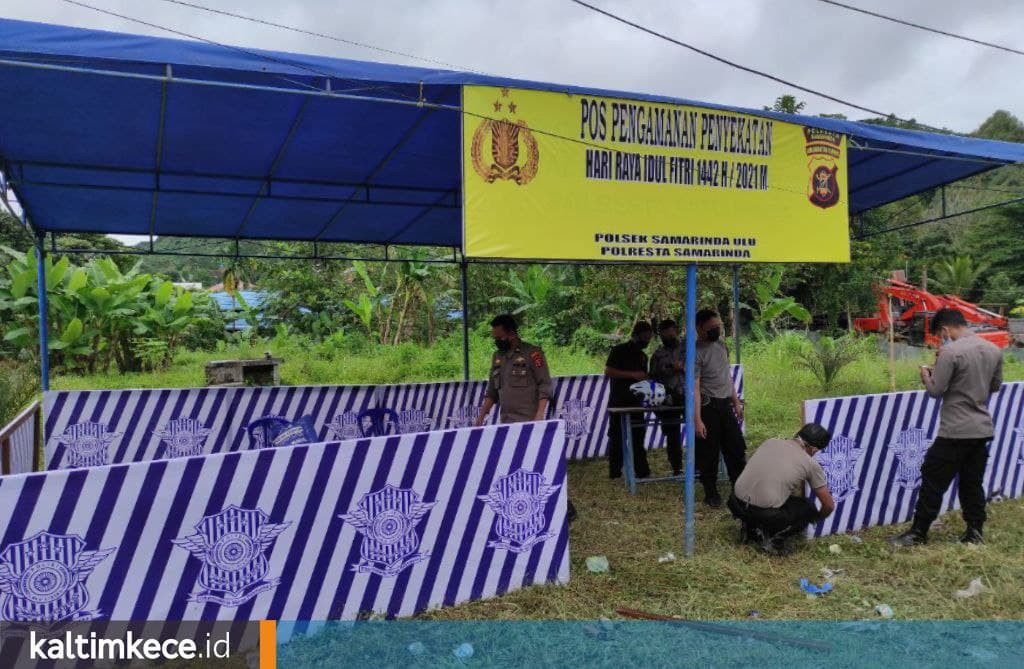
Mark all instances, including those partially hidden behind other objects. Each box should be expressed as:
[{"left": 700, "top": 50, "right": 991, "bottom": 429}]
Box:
[
  {"left": 804, "top": 127, "right": 842, "bottom": 209},
  {"left": 815, "top": 434, "right": 864, "bottom": 503},
  {"left": 397, "top": 409, "right": 434, "bottom": 435},
  {"left": 55, "top": 422, "right": 121, "bottom": 468},
  {"left": 0, "top": 532, "right": 115, "bottom": 622},
  {"left": 479, "top": 469, "right": 560, "bottom": 553},
  {"left": 173, "top": 506, "right": 290, "bottom": 607},
  {"left": 889, "top": 427, "right": 932, "bottom": 489},
  {"left": 471, "top": 88, "right": 539, "bottom": 185},
  {"left": 154, "top": 418, "right": 212, "bottom": 458},
  {"left": 326, "top": 412, "right": 362, "bottom": 441},
  {"left": 448, "top": 405, "right": 482, "bottom": 430},
  {"left": 558, "top": 399, "right": 594, "bottom": 440},
  {"left": 339, "top": 485, "right": 435, "bottom": 576}
]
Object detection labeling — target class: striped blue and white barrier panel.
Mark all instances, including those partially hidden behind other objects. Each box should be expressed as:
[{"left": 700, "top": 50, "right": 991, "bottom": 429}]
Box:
[
  {"left": 0, "top": 420, "right": 568, "bottom": 622},
  {"left": 803, "top": 381, "right": 1024, "bottom": 537},
  {"left": 42, "top": 385, "right": 377, "bottom": 469},
  {"left": 42, "top": 367, "right": 743, "bottom": 469}
]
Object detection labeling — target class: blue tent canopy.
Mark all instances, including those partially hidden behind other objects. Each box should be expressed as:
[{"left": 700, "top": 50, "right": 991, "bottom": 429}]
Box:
[{"left": 1, "top": 17, "right": 1022, "bottom": 248}]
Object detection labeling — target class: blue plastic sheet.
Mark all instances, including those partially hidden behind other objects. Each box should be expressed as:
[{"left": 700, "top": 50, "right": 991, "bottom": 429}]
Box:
[{"left": 1, "top": 17, "right": 1023, "bottom": 246}]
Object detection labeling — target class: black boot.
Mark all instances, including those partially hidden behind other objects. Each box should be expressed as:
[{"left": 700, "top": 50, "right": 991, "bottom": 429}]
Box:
[
  {"left": 959, "top": 526, "right": 983, "bottom": 544},
  {"left": 567, "top": 500, "right": 578, "bottom": 525},
  {"left": 703, "top": 482, "right": 723, "bottom": 508},
  {"left": 889, "top": 527, "right": 928, "bottom": 547},
  {"left": 759, "top": 532, "right": 792, "bottom": 556}
]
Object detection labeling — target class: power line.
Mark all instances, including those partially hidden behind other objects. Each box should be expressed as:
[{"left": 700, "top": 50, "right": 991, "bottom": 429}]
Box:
[
  {"left": 44, "top": 0, "right": 1015, "bottom": 216},
  {"left": 61, "top": 0, "right": 439, "bottom": 105},
  {"left": 813, "top": 0, "right": 1024, "bottom": 57},
  {"left": 61, "top": 0, "right": 360, "bottom": 94},
  {"left": 151, "top": 0, "right": 490, "bottom": 75},
  {"left": 854, "top": 195, "right": 1024, "bottom": 239},
  {"left": 566, "top": 0, "right": 940, "bottom": 130}
]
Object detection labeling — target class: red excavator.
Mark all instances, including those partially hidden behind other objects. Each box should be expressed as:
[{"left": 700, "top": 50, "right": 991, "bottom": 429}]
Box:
[{"left": 854, "top": 277, "right": 1016, "bottom": 349}]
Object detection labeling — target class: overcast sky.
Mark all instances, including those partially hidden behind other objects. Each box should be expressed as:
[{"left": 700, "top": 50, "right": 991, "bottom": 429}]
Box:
[{"left": 5, "top": 0, "right": 1023, "bottom": 243}]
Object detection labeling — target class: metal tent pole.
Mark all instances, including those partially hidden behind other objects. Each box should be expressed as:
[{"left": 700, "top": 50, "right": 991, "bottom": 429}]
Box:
[
  {"left": 684, "top": 263, "right": 697, "bottom": 557},
  {"left": 34, "top": 231, "right": 50, "bottom": 391},
  {"left": 460, "top": 261, "right": 470, "bottom": 381},
  {"left": 732, "top": 264, "right": 741, "bottom": 365}
]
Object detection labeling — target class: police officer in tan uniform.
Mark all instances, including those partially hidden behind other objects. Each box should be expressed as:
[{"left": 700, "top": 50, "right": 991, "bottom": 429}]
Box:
[
  {"left": 475, "top": 314, "right": 575, "bottom": 522},
  {"left": 476, "top": 314, "right": 552, "bottom": 425}
]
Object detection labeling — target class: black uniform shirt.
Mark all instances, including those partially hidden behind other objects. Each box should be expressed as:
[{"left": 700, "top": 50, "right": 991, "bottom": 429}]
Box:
[{"left": 606, "top": 340, "right": 648, "bottom": 407}]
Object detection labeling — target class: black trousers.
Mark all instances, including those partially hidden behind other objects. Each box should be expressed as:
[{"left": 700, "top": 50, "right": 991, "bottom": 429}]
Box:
[
  {"left": 696, "top": 398, "right": 746, "bottom": 492},
  {"left": 912, "top": 436, "right": 990, "bottom": 531},
  {"left": 659, "top": 392, "right": 684, "bottom": 473},
  {"left": 608, "top": 411, "right": 651, "bottom": 479},
  {"left": 728, "top": 493, "right": 819, "bottom": 539}
]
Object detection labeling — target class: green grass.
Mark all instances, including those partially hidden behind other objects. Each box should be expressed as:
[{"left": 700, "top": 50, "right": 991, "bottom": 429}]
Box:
[
  {"left": 47, "top": 334, "right": 1024, "bottom": 621},
  {"left": 51, "top": 333, "right": 602, "bottom": 390}
]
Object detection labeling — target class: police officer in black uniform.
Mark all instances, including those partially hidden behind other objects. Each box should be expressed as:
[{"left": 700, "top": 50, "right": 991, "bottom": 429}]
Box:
[{"left": 605, "top": 321, "right": 654, "bottom": 480}]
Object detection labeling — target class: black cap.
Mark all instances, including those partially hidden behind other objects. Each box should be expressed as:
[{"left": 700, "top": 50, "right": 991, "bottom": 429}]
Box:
[
  {"left": 658, "top": 319, "right": 678, "bottom": 332},
  {"left": 796, "top": 423, "right": 831, "bottom": 450}
]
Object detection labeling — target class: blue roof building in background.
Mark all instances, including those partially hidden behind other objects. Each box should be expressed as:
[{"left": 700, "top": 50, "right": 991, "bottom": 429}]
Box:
[{"left": 208, "top": 290, "right": 268, "bottom": 331}]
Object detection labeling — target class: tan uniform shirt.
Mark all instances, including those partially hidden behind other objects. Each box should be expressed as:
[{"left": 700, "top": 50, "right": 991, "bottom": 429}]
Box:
[
  {"left": 695, "top": 340, "right": 733, "bottom": 401},
  {"left": 734, "top": 438, "right": 827, "bottom": 509},
  {"left": 486, "top": 341, "right": 553, "bottom": 423},
  {"left": 924, "top": 332, "right": 1003, "bottom": 439}
]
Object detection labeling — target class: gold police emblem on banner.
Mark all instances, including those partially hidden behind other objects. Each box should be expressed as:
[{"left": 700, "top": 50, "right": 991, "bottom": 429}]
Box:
[
  {"left": 471, "top": 88, "right": 540, "bottom": 185},
  {"left": 804, "top": 127, "right": 842, "bottom": 209}
]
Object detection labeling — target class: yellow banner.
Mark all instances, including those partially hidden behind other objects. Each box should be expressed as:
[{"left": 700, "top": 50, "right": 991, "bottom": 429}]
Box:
[{"left": 462, "top": 86, "right": 850, "bottom": 263}]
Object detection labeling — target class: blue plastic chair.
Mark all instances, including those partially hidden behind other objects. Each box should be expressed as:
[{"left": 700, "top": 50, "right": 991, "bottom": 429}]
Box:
[{"left": 356, "top": 408, "right": 400, "bottom": 437}]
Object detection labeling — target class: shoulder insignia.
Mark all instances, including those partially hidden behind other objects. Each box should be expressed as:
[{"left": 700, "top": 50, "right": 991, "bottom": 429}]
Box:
[{"left": 530, "top": 351, "right": 544, "bottom": 368}]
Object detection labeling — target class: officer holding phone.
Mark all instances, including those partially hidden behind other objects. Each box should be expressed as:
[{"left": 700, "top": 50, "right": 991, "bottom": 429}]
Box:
[{"left": 890, "top": 308, "right": 1003, "bottom": 546}]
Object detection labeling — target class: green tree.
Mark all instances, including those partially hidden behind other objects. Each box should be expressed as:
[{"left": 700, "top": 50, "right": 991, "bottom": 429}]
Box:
[
  {"left": 930, "top": 256, "right": 989, "bottom": 297},
  {"left": 742, "top": 266, "right": 812, "bottom": 339},
  {"left": 764, "top": 95, "right": 805, "bottom": 114}
]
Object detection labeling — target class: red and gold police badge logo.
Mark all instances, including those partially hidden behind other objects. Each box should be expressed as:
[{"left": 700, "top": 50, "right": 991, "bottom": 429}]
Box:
[
  {"left": 804, "top": 127, "right": 843, "bottom": 209},
  {"left": 471, "top": 88, "right": 540, "bottom": 185}
]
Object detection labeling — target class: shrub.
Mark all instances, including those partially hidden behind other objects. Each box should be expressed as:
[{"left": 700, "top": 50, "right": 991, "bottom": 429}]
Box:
[
  {"left": 0, "top": 358, "right": 38, "bottom": 426},
  {"left": 795, "top": 334, "right": 866, "bottom": 392},
  {"left": 570, "top": 325, "right": 617, "bottom": 356}
]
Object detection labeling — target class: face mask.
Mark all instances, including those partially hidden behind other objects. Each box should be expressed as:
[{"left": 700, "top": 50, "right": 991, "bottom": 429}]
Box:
[
  {"left": 495, "top": 338, "right": 511, "bottom": 351},
  {"left": 940, "top": 328, "right": 952, "bottom": 347},
  {"left": 706, "top": 328, "right": 721, "bottom": 342},
  {"left": 661, "top": 336, "right": 678, "bottom": 348}
]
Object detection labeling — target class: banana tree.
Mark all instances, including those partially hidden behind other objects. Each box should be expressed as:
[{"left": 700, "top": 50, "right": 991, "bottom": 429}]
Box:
[
  {"left": 135, "top": 280, "right": 196, "bottom": 366},
  {"left": 341, "top": 261, "right": 382, "bottom": 341},
  {"left": 741, "top": 266, "right": 812, "bottom": 339}
]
